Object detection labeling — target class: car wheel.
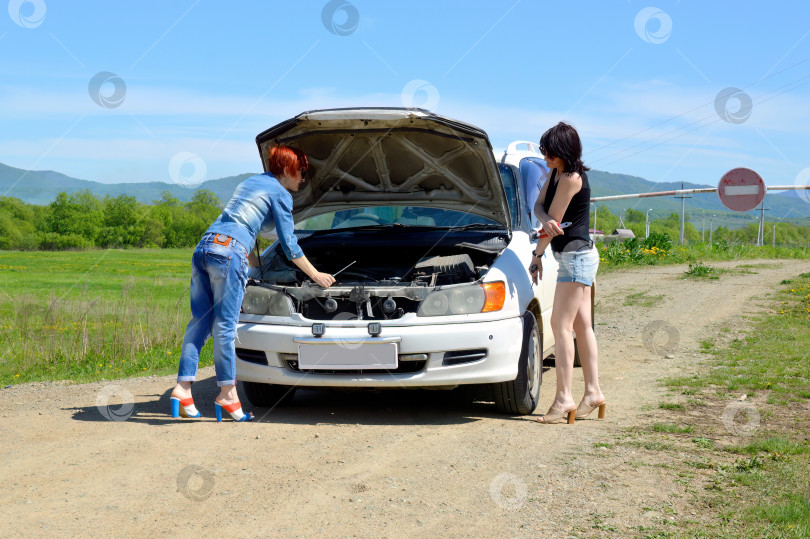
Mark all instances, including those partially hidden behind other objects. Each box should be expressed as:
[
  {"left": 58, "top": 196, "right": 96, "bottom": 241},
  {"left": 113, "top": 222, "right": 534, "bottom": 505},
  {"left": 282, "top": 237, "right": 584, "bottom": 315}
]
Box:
[
  {"left": 243, "top": 382, "right": 296, "bottom": 408},
  {"left": 492, "top": 312, "right": 542, "bottom": 415}
]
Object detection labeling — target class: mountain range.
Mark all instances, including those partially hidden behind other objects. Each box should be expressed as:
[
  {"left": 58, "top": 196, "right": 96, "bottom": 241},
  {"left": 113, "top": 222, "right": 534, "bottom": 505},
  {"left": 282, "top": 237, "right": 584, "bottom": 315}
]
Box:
[{"left": 1, "top": 161, "right": 808, "bottom": 227}]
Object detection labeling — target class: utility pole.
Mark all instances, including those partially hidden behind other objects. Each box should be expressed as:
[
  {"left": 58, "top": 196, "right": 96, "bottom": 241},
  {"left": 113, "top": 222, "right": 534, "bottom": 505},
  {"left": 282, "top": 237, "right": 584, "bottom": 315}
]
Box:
[
  {"left": 645, "top": 208, "right": 652, "bottom": 239},
  {"left": 756, "top": 202, "right": 770, "bottom": 246},
  {"left": 709, "top": 215, "right": 715, "bottom": 244},
  {"left": 674, "top": 181, "right": 692, "bottom": 245}
]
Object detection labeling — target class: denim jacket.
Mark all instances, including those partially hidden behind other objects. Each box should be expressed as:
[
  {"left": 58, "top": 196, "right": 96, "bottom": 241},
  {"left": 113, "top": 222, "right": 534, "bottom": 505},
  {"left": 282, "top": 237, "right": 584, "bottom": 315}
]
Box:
[{"left": 205, "top": 173, "right": 303, "bottom": 260}]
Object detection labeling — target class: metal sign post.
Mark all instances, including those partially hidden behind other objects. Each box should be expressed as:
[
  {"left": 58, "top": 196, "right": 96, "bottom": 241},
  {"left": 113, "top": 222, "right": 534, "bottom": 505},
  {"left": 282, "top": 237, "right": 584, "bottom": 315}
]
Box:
[{"left": 674, "top": 181, "right": 692, "bottom": 245}]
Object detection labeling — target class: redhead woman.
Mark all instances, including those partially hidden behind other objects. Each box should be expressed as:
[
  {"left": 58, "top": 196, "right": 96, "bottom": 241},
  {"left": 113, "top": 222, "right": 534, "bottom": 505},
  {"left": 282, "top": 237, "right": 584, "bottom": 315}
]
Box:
[
  {"left": 170, "top": 146, "right": 335, "bottom": 422},
  {"left": 530, "top": 123, "right": 605, "bottom": 424}
]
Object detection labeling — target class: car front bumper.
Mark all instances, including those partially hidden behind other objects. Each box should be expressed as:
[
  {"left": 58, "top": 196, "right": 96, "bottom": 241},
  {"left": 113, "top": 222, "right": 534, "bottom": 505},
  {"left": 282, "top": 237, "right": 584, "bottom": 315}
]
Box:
[{"left": 235, "top": 317, "right": 523, "bottom": 388}]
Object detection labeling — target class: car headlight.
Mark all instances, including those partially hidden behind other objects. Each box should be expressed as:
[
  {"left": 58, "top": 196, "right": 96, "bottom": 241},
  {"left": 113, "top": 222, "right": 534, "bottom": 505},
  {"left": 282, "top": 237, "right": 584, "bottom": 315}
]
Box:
[
  {"left": 417, "top": 282, "right": 505, "bottom": 317},
  {"left": 241, "top": 286, "right": 294, "bottom": 316}
]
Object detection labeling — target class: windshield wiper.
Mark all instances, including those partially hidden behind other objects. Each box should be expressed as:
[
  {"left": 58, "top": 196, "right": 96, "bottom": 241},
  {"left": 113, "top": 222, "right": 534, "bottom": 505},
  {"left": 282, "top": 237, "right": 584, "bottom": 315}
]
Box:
[
  {"left": 441, "top": 223, "right": 505, "bottom": 231},
  {"left": 305, "top": 223, "right": 408, "bottom": 236}
]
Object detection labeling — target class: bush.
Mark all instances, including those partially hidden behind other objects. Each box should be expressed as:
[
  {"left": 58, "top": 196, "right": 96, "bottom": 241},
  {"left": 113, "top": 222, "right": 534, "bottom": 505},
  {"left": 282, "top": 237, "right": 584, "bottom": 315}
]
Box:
[
  {"left": 601, "top": 237, "right": 645, "bottom": 264},
  {"left": 642, "top": 231, "right": 672, "bottom": 251},
  {"left": 37, "top": 232, "right": 94, "bottom": 250}
]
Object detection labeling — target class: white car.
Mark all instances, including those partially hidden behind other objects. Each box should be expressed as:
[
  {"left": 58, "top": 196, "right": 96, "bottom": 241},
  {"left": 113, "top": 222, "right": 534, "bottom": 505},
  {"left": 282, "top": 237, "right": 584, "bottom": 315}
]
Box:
[{"left": 235, "top": 108, "right": 584, "bottom": 415}]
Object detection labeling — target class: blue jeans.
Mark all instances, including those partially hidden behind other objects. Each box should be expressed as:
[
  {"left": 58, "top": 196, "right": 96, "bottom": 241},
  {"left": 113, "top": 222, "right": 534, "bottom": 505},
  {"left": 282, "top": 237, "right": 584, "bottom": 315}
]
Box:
[{"left": 177, "top": 233, "right": 250, "bottom": 387}]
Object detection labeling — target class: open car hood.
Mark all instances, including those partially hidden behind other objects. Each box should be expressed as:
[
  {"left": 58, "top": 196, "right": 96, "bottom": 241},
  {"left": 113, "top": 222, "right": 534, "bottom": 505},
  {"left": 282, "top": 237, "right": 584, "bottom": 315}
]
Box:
[{"left": 255, "top": 108, "right": 511, "bottom": 228}]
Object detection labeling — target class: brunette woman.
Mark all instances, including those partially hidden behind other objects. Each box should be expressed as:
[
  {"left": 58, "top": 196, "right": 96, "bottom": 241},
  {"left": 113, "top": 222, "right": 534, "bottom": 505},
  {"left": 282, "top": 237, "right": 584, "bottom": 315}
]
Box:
[{"left": 530, "top": 123, "right": 604, "bottom": 424}]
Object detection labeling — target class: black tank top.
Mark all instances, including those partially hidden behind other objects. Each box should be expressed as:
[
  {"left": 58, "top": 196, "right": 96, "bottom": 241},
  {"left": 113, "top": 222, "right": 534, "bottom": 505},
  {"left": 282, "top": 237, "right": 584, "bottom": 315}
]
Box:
[{"left": 542, "top": 169, "right": 592, "bottom": 253}]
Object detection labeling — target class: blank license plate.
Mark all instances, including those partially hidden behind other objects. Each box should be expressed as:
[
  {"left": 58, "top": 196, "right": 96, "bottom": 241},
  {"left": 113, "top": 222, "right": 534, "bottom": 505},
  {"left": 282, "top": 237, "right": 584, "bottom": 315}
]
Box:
[{"left": 298, "top": 342, "right": 399, "bottom": 370}]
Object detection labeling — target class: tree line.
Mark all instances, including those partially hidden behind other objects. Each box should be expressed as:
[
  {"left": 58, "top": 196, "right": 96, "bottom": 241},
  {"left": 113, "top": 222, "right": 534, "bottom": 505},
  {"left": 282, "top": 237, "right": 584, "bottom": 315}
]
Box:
[
  {"left": 591, "top": 205, "right": 810, "bottom": 246},
  {"left": 0, "top": 190, "right": 222, "bottom": 250},
  {"left": 1, "top": 193, "right": 807, "bottom": 251}
]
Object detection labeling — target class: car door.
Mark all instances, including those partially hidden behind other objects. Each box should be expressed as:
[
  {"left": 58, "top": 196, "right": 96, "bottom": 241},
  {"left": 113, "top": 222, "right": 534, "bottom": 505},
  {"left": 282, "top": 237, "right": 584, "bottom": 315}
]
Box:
[{"left": 518, "top": 158, "right": 558, "bottom": 352}]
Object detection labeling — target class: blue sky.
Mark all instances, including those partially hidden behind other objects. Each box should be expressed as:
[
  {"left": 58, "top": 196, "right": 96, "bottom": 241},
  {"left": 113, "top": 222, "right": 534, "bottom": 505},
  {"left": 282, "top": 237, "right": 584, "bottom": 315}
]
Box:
[{"left": 2, "top": 0, "right": 810, "bottom": 192}]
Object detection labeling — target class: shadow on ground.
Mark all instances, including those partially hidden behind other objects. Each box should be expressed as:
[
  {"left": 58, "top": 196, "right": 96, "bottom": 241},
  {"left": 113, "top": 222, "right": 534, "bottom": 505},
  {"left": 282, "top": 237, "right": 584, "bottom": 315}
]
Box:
[{"left": 64, "top": 364, "right": 553, "bottom": 426}]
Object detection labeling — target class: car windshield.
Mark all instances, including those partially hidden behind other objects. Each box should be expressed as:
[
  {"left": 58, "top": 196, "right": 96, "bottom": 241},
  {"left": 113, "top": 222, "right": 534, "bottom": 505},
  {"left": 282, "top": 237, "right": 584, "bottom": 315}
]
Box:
[{"left": 294, "top": 206, "right": 500, "bottom": 231}]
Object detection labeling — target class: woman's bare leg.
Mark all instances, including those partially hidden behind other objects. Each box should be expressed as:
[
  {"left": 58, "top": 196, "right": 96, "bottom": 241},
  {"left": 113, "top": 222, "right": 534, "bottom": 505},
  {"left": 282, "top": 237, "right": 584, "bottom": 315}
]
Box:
[
  {"left": 547, "top": 281, "right": 587, "bottom": 411},
  {"left": 171, "top": 381, "right": 192, "bottom": 399},
  {"left": 573, "top": 285, "right": 603, "bottom": 406}
]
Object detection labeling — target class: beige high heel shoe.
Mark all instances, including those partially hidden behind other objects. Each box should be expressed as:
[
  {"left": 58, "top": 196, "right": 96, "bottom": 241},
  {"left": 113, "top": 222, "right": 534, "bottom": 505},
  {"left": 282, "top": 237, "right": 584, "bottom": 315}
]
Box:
[
  {"left": 576, "top": 400, "right": 606, "bottom": 419},
  {"left": 535, "top": 406, "right": 576, "bottom": 424}
]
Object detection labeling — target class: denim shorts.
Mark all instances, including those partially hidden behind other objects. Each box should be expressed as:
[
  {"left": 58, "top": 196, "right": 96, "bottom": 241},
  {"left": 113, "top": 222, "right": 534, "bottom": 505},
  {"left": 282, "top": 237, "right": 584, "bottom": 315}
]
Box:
[{"left": 553, "top": 246, "right": 599, "bottom": 286}]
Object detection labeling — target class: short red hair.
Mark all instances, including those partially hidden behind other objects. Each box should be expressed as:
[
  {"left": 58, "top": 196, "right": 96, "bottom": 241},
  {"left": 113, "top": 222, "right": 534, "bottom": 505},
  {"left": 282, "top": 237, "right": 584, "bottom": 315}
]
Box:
[{"left": 267, "top": 145, "right": 308, "bottom": 179}]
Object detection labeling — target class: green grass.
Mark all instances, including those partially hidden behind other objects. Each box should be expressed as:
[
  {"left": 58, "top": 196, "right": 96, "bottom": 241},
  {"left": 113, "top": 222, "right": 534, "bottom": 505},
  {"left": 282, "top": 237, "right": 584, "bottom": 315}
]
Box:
[
  {"left": 664, "top": 275, "right": 810, "bottom": 403},
  {"left": 0, "top": 249, "right": 213, "bottom": 385},
  {"left": 651, "top": 423, "right": 693, "bottom": 434},
  {"left": 658, "top": 402, "right": 684, "bottom": 410},
  {"left": 638, "top": 272, "right": 810, "bottom": 538},
  {"left": 683, "top": 261, "right": 718, "bottom": 279},
  {"left": 597, "top": 240, "right": 809, "bottom": 273},
  {"left": 624, "top": 290, "right": 665, "bottom": 307}
]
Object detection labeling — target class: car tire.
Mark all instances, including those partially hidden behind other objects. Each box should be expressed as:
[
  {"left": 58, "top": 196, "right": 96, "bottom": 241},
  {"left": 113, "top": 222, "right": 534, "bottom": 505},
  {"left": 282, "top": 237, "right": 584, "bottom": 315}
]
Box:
[
  {"left": 243, "top": 382, "right": 296, "bottom": 408},
  {"left": 492, "top": 312, "right": 542, "bottom": 415}
]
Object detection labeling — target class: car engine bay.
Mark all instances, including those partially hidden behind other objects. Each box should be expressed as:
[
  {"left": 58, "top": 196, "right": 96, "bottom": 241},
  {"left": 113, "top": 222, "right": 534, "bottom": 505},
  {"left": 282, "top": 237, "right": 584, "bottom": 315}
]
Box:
[{"left": 243, "top": 228, "right": 509, "bottom": 320}]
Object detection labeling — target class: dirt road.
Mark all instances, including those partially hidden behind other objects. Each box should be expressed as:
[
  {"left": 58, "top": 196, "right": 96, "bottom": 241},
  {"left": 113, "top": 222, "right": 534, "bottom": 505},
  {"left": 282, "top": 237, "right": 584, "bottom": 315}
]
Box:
[{"left": 2, "top": 259, "right": 805, "bottom": 538}]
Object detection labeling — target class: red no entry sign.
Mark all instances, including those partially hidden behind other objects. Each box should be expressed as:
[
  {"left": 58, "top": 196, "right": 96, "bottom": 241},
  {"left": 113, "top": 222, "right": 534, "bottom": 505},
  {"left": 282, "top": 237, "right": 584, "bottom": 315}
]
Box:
[{"left": 718, "top": 168, "right": 766, "bottom": 212}]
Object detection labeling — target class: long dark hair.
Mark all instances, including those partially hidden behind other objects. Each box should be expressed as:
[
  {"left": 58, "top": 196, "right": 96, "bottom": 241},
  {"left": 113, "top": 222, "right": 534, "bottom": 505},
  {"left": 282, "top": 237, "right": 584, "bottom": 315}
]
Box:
[{"left": 539, "top": 122, "right": 589, "bottom": 175}]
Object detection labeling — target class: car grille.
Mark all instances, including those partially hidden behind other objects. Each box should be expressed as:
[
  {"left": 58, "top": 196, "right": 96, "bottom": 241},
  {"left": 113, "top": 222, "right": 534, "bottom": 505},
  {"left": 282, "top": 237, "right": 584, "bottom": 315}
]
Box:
[
  {"left": 284, "top": 359, "right": 426, "bottom": 375},
  {"left": 235, "top": 348, "right": 268, "bottom": 366},
  {"left": 442, "top": 348, "right": 487, "bottom": 366}
]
